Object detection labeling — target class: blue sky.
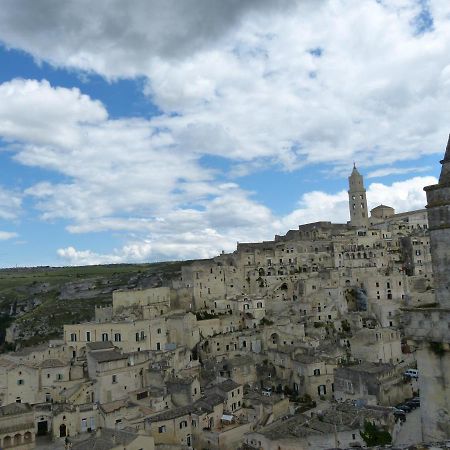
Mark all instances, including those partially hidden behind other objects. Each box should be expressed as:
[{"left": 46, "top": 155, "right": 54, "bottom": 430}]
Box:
[{"left": 0, "top": 0, "right": 448, "bottom": 267}]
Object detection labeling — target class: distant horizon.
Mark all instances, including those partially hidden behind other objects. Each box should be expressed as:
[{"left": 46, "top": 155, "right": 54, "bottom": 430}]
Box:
[{"left": 0, "top": 199, "right": 431, "bottom": 270}]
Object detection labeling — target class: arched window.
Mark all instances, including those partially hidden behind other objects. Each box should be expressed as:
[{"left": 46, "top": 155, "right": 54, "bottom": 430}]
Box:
[
  {"left": 3, "top": 436, "right": 12, "bottom": 448},
  {"left": 13, "top": 434, "right": 22, "bottom": 446}
]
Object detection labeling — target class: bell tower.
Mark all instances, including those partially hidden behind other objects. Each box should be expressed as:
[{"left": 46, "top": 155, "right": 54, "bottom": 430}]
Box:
[{"left": 348, "top": 164, "right": 369, "bottom": 227}]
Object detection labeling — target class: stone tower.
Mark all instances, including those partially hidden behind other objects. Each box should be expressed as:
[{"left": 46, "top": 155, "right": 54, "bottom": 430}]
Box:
[
  {"left": 403, "top": 135, "right": 450, "bottom": 442},
  {"left": 425, "top": 134, "right": 450, "bottom": 308},
  {"left": 348, "top": 164, "right": 369, "bottom": 227}
]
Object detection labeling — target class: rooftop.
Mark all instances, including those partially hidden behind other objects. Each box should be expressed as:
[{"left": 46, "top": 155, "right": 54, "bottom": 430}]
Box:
[
  {"left": 0, "top": 402, "right": 32, "bottom": 417},
  {"left": 40, "top": 358, "right": 67, "bottom": 368},
  {"left": 86, "top": 341, "right": 115, "bottom": 351},
  {"left": 71, "top": 427, "right": 140, "bottom": 450},
  {"left": 89, "top": 350, "right": 127, "bottom": 363}
]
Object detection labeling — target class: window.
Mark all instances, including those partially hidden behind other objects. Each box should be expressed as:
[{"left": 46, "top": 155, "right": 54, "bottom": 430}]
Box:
[
  {"left": 140, "top": 331, "right": 145, "bottom": 341},
  {"left": 158, "top": 426, "right": 166, "bottom": 433},
  {"left": 137, "top": 391, "right": 148, "bottom": 400},
  {"left": 17, "top": 379, "right": 24, "bottom": 385},
  {"left": 157, "top": 328, "right": 162, "bottom": 334},
  {"left": 70, "top": 333, "right": 77, "bottom": 342},
  {"left": 85, "top": 331, "right": 91, "bottom": 342},
  {"left": 156, "top": 342, "right": 161, "bottom": 351},
  {"left": 313, "top": 369, "right": 321, "bottom": 376},
  {"left": 101, "top": 333, "right": 108, "bottom": 342},
  {"left": 179, "top": 420, "right": 188, "bottom": 429},
  {"left": 114, "top": 333, "right": 121, "bottom": 342},
  {"left": 57, "top": 374, "right": 63, "bottom": 380},
  {"left": 112, "top": 375, "right": 117, "bottom": 384}
]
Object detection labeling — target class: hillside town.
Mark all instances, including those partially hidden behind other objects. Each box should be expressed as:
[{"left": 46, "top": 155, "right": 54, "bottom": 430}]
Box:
[{"left": 0, "top": 138, "right": 449, "bottom": 450}]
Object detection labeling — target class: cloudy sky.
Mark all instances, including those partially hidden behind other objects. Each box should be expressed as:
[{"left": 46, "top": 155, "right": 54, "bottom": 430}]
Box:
[{"left": 0, "top": 0, "right": 448, "bottom": 267}]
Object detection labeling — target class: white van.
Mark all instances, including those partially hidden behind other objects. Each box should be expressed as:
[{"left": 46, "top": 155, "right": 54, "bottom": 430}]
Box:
[{"left": 404, "top": 369, "right": 418, "bottom": 379}]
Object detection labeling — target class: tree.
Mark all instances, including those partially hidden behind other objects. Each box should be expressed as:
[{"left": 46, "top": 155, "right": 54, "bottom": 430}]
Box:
[{"left": 360, "top": 421, "right": 392, "bottom": 446}]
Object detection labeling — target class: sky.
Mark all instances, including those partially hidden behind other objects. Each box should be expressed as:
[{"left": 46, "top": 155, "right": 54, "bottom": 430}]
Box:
[{"left": 0, "top": 0, "right": 449, "bottom": 267}]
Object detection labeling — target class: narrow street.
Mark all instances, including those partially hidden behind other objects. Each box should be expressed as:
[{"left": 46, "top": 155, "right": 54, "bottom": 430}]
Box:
[{"left": 394, "top": 408, "right": 422, "bottom": 447}]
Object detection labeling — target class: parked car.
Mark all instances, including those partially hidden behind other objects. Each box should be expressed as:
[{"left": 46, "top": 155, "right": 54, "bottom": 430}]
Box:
[
  {"left": 393, "top": 410, "right": 406, "bottom": 422},
  {"left": 406, "top": 400, "right": 418, "bottom": 409},
  {"left": 404, "top": 369, "right": 419, "bottom": 379},
  {"left": 396, "top": 404, "right": 412, "bottom": 413}
]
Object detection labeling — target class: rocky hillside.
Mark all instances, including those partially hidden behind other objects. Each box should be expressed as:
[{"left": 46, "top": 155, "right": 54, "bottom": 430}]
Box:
[{"left": 0, "top": 261, "right": 185, "bottom": 350}]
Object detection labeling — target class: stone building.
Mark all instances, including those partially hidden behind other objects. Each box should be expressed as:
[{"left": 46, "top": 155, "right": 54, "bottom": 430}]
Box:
[
  {"left": 334, "top": 361, "right": 413, "bottom": 406},
  {"left": 403, "top": 135, "right": 450, "bottom": 442},
  {"left": 0, "top": 403, "right": 35, "bottom": 450}
]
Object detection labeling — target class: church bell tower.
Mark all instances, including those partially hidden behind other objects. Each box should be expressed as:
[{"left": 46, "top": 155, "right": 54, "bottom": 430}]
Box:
[{"left": 348, "top": 164, "right": 369, "bottom": 227}]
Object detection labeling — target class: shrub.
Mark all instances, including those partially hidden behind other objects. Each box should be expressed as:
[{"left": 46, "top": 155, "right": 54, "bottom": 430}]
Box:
[{"left": 360, "top": 421, "right": 392, "bottom": 446}]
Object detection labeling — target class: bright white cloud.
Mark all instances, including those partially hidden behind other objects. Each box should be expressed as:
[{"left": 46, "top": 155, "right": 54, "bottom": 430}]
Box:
[
  {"left": 0, "top": 79, "right": 106, "bottom": 150},
  {"left": 0, "top": 1, "right": 448, "bottom": 171},
  {"left": 58, "top": 175, "right": 435, "bottom": 265},
  {"left": 280, "top": 175, "right": 436, "bottom": 230},
  {"left": 0, "top": 1, "right": 447, "bottom": 265},
  {"left": 0, "top": 231, "right": 18, "bottom": 240}
]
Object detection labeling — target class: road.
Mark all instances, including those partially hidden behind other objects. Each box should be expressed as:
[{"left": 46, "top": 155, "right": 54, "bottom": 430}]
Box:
[{"left": 393, "top": 407, "right": 422, "bottom": 446}]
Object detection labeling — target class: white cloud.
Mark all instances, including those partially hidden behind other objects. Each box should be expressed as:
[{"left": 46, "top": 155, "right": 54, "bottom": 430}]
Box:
[
  {"left": 0, "top": 186, "right": 22, "bottom": 220},
  {"left": 0, "top": 1, "right": 448, "bottom": 171},
  {"left": 57, "top": 246, "right": 123, "bottom": 266},
  {"left": 367, "top": 166, "right": 433, "bottom": 178},
  {"left": 0, "top": 79, "right": 106, "bottom": 149},
  {"left": 58, "top": 175, "right": 435, "bottom": 265},
  {"left": 280, "top": 175, "right": 436, "bottom": 231},
  {"left": 0, "top": 231, "right": 18, "bottom": 240},
  {"left": 0, "top": 1, "right": 448, "bottom": 265},
  {"left": 366, "top": 176, "right": 437, "bottom": 212}
]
